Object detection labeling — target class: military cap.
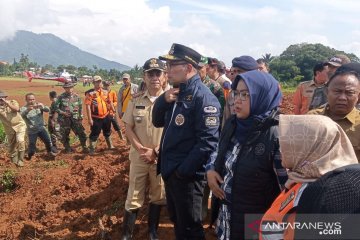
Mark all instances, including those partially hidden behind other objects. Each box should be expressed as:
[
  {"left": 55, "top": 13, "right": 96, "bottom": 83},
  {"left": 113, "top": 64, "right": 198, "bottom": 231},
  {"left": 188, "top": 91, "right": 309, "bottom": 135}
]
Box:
[
  {"left": 198, "top": 56, "right": 208, "bottom": 68},
  {"left": 122, "top": 73, "right": 131, "bottom": 79},
  {"left": 143, "top": 58, "right": 166, "bottom": 72},
  {"left": 326, "top": 56, "right": 343, "bottom": 67},
  {"left": 93, "top": 75, "right": 102, "bottom": 82},
  {"left": 232, "top": 56, "right": 258, "bottom": 71},
  {"left": 159, "top": 43, "right": 201, "bottom": 67}
]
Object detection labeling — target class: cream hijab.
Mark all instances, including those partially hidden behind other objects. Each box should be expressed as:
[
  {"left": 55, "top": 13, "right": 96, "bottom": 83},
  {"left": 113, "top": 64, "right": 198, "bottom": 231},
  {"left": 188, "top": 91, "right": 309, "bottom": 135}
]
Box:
[{"left": 279, "top": 115, "right": 358, "bottom": 189}]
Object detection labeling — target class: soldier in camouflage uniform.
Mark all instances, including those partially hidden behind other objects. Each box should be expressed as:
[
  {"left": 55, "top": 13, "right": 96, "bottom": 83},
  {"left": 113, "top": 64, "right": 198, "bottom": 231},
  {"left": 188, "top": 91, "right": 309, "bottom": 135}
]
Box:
[
  {"left": 54, "top": 82, "right": 88, "bottom": 153},
  {"left": 198, "top": 56, "right": 225, "bottom": 115},
  {"left": 48, "top": 91, "right": 62, "bottom": 149},
  {"left": 198, "top": 56, "right": 224, "bottom": 224}
]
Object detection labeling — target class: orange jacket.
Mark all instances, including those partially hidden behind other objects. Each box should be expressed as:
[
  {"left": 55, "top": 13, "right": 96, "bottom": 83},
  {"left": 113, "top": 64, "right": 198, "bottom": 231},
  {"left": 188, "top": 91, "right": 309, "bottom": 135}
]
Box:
[
  {"left": 108, "top": 89, "right": 117, "bottom": 115},
  {"left": 85, "top": 88, "right": 110, "bottom": 119},
  {"left": 260, "top": 183, "right": 307, "bottom": 240}
]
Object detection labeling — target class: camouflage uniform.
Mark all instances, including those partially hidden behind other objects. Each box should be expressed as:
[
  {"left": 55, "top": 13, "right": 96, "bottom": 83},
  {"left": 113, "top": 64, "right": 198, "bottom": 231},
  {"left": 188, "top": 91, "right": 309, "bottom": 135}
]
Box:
[
  {"left": 48, "top": 101, "right": 62, "bottom": 148},
  {"left": 203, "top": 76, "right": 225, "bottom": 116},
  {"left": 54, "top": 92, "right": 88, "bottom": 152}
]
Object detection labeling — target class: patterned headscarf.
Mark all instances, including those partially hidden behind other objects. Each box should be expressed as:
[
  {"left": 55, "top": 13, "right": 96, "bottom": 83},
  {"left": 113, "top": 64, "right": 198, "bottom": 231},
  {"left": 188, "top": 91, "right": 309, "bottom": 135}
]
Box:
[{"left": 279, "top": 115, "right": 358, "bottom": 188}]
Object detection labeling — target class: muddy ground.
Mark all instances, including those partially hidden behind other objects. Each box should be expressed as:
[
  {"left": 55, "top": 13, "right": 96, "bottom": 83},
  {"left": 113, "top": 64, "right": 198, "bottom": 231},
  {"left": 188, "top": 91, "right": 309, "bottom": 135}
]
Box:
[{"left": 0, "top": 78, "right": 294, "bottom": 239}]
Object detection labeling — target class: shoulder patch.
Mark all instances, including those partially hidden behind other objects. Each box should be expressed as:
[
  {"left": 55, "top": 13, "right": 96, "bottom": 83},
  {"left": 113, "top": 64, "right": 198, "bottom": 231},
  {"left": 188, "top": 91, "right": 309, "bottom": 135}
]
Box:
[
  {"left": 205, "top": 116, "right": 219, "bottom": 127},
  {"left": 204, "top": 106, "right": 218, "bottom": 113},
  {"left": 175, "top": 114, "right": 185, "bottom": 126}
]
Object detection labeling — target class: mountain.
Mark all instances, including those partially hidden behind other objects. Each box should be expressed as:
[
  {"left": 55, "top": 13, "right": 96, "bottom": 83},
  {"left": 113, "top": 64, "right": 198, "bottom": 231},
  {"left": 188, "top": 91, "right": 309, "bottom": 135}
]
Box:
[{"left": 0, "top": 30, "right": 130, "bottom": 71}]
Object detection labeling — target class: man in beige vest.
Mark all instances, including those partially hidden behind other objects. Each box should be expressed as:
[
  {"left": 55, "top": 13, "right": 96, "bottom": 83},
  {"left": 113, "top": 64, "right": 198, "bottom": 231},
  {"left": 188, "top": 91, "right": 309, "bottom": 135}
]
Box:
[
  {"left": 0, "top": 91, "right": 27, "bottom": 166},
  {"left": 121, "top": 58, "right": 166, "bottom": 240}
]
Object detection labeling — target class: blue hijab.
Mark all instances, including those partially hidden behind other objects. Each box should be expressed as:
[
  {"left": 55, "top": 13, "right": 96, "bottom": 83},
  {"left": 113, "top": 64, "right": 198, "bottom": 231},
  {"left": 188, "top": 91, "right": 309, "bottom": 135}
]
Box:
[{"left": 232, "top": 70, "right": 282, "bottom": 144}]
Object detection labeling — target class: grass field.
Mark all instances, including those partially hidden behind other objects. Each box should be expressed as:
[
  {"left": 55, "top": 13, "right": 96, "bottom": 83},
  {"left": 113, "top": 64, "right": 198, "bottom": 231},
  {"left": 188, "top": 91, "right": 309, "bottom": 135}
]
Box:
[{"left": 0, "top": 76, "right": 123, "bottom": 96}]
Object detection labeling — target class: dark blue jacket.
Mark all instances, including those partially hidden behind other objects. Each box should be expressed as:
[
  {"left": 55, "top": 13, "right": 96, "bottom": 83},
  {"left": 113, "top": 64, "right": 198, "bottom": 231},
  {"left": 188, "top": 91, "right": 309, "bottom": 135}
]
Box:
[{"left": 152, "top": 74, "right": 220, "bottom": 180}]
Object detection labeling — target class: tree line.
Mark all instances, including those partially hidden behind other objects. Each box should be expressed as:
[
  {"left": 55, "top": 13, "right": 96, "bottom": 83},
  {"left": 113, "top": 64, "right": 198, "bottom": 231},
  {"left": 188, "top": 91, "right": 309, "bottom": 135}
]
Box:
[
  {"left": 268, "top": 43, "right": 359, "bottom": 86},
  {"left": 0, "top": 54, "right": 144, "bottom": 85},
  {"left": 0, "top": 43, "right": 359, "bottom": 87}
]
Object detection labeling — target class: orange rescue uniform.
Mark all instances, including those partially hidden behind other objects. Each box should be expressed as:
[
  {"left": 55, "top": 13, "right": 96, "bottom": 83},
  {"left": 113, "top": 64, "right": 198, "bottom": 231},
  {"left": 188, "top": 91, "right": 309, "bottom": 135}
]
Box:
[
  {"left": 85, "top": 88, "right": 110, "bottom": 118},
  {"left": 260, "top": 183, "right": 308, "bottom": 240}
]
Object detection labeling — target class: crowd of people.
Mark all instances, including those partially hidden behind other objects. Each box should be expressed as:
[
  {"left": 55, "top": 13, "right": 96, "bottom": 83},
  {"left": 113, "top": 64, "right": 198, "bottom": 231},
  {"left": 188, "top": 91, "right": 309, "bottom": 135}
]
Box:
[{"left": 0, "top": 43, "right": 360, "bottom": 240}]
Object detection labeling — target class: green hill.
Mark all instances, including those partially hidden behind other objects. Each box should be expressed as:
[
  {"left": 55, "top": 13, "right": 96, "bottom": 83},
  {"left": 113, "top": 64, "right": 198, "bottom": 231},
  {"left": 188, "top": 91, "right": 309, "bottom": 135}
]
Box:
[{"left": 0, "top": 30, "right": 130, "bottom": 71}]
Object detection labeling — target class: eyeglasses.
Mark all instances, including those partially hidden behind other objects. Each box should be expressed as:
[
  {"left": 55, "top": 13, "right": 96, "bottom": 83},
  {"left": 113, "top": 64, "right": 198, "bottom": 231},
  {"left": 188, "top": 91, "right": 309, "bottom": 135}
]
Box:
[
  {"left": 146, "top": 71, "right": 163, "bottom": 77},
  {"left": 232, "top": 90, "right": 250, "bottom": 101}
]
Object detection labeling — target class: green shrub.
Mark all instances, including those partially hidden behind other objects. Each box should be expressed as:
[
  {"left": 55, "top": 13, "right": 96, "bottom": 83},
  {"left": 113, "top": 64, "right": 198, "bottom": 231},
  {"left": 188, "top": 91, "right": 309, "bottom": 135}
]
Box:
[
  {"left": 0, "top": 122, "right": 6, "bottom": 144},
  {"left": 1, "top": 169, "right": 17, "bottom": 192}
]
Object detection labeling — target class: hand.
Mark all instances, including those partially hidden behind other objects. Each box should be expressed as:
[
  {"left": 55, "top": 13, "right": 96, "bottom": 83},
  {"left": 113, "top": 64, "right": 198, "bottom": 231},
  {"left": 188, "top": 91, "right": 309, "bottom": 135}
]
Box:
[
  {"left": 207, "top": 170, "right": 225, "bottom": 199},
  {"left": 88, "top": 119, "right": 93, "bottom": 126},
  {"left": 139, "top": 146, "right": 156, "bottom": 164},
  {"left": 37, "top": 103, "right": 44, "bottom": 109},
  {"left": 0, "top": 98, "right": 7, "bottom": 105},
  {"left": 164, "top": 88, "right": 179, "bottom": 103}
]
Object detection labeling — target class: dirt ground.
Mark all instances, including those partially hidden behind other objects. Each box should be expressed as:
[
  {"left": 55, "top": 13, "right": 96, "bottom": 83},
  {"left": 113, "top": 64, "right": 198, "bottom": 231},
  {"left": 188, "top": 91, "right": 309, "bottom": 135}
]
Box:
[{"left": 0, "top": 78, "right": 294, "bottom": 240}]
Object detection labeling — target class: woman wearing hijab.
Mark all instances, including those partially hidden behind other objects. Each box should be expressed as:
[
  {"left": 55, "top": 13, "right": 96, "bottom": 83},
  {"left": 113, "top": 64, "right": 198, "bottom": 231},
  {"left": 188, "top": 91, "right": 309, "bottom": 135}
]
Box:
[
  {"left": 260, "top": 115, "right": 358, "bottom": 240},
  {"left": 206, "top": 70, "right": 287, "bottom": 240}
]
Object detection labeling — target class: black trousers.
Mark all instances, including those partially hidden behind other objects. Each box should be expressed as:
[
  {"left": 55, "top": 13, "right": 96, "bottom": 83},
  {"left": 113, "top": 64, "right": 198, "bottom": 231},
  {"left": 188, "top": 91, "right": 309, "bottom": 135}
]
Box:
[
  {"left": 109, "top": 114, "right": 121, "bottom": 132},
  {"left": 89, "top": 116, "right": 111, "bottom": 141},
  {"left": 165, "top": 173, "right": 206, "bottom": 240}
]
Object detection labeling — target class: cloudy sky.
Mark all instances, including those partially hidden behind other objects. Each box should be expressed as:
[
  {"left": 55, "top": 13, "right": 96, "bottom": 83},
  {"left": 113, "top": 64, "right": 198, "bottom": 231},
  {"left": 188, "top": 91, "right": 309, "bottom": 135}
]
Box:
[{"left": 0, "top": 0, "right": 359, "bottom": 67}]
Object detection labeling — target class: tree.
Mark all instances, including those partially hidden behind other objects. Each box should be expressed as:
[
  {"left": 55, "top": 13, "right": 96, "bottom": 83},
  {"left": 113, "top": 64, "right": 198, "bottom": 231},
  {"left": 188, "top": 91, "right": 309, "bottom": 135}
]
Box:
[
  {"left": 280, "top": 43, "right": 359, "bottom": 80},
  {"left": 57, "top": 65, "right": 67, "bottom": 73},
  {"left": 262, "top": 53, "right": 274, "bottom": 63},
  {"left": 18, "top": 53, "right": 30, "bottom": 71},
  {"left": 0, "top": 63, "right": 11, "bottom": 76},
  {"left": 270, "top": 57, "right": 303, "bottom": 85},
  {"left": 66, "top": 65, "right": 77, "bottom": 74},
  {"left": 42, "top": 64, "right": 56, "bottom": 73}
]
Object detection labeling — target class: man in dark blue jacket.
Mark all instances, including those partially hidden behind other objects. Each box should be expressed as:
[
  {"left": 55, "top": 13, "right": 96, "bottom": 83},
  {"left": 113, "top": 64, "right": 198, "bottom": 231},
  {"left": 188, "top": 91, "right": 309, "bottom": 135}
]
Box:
[{"left": 152, "top": 43, "right": 220, "bottom": 240}]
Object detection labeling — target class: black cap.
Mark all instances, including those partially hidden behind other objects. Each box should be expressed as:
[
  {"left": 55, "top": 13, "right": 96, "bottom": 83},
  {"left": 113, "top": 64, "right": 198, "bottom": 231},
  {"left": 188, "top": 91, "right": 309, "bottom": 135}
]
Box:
[
  {"left": 143, "top": 58, "right": 166, "bottom": 72},
  {"left": 232, "top": 56, "right": 258, "bottom": 70},
  {"left": 335, "top": 62, "right": 360, "bottom": 75},
  {"left": 159, "top": 43, "right": 201, "bottom": 67}
]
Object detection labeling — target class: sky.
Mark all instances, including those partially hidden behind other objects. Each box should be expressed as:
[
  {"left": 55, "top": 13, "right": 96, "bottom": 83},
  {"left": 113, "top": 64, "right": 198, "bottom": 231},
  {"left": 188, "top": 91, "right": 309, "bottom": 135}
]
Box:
[{"left": 0, "top": 0, "right": 360, "bottom": 68}]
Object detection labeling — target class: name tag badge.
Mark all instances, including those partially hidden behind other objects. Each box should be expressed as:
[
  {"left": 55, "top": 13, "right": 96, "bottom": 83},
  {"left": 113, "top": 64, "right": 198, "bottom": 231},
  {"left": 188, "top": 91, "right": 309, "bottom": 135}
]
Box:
[{"left": 135, "top": 105, "right": 145, "bottom": 109}]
